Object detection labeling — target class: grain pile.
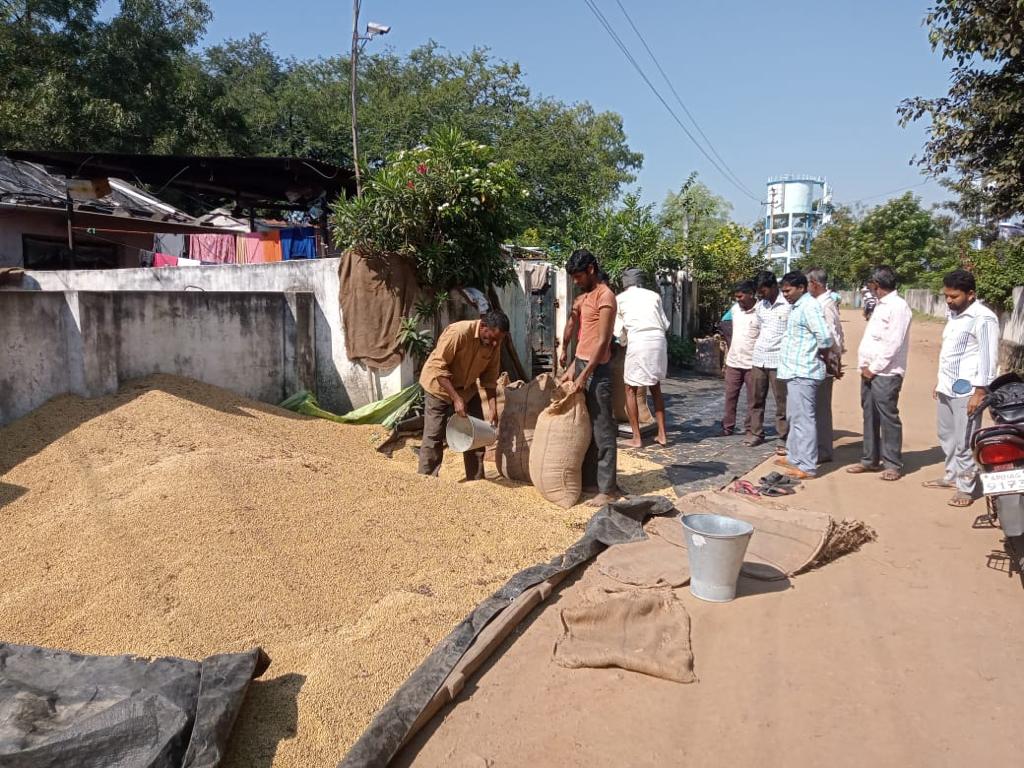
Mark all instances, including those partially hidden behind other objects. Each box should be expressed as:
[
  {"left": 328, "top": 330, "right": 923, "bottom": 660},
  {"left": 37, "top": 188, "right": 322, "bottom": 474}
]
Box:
[{"left": 0, "top": 375, "right": 676, "bottom": 767}]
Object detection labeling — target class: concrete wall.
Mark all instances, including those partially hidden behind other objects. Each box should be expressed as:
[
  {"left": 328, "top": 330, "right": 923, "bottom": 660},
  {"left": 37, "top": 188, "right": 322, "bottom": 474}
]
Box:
[
  {"left": 493, "top": 261, "right": 533, "bottom": 373},
  {"left": 904, "top": 288, "right": 947, "bottom": 320},
  {"left": 3, "top": 258, "right": 411, "bottom": 413},
  {"left": 0, "top": 289, "right": 315, "bottom": 426}
]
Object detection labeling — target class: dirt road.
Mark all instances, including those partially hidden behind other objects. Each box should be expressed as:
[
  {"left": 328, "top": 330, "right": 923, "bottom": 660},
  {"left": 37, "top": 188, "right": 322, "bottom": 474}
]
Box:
[{"left": 399, "top": 309, "right": 1024, "bottom": 768}]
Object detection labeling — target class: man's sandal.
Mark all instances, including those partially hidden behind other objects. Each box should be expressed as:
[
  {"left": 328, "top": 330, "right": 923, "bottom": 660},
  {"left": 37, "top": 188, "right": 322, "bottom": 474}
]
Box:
[{"left": 846, "top": 464, "right": 882, "bottom": 474}]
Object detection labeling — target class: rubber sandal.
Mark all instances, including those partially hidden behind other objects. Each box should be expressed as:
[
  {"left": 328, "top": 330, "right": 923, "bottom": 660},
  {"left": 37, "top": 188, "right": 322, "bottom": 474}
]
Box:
[
  {"left": 923, "top": 479, "right": 955, "bottom": 489},
  {"left": 759, "top": 485, "right": 796, "bottom": 497},
  {"left": 759, "top": 472, "right": 798, "bottom": 487},
  {"left": 948, "top": 492, "right": 974, "bottom": 507},
  {"left": 880, "top": 469, "right": 901, "bottom": 481},
  {"left": 732, "top": 480, "right": 761, "bottom": 497}
]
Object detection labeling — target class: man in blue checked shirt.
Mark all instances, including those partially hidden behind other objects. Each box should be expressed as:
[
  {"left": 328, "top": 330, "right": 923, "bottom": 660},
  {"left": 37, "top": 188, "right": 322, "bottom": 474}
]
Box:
[{"left": 774, "top": 271, "right": 834, "bottom": 479}]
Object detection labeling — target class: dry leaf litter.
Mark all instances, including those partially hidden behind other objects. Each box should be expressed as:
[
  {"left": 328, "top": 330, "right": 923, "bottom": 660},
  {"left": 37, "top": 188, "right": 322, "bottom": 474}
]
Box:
[{"left": 0, "top": 375, "right": 675, "bottom": 767}]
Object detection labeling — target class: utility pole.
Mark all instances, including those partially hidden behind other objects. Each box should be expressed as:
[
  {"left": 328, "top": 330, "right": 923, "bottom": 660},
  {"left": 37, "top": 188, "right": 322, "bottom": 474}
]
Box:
[{"left": 350, "top": 0, "right": 363, "bottom": 197}]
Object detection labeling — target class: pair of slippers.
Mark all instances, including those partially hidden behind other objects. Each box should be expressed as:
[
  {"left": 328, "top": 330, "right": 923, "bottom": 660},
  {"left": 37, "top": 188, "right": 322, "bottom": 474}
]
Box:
[{"left": 732, "top": 472, "right": 800, "bottom": 498}]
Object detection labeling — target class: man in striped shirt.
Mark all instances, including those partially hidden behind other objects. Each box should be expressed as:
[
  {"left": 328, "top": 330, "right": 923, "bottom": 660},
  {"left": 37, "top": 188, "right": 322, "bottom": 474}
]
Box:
[
  {"left": 775, "top": 271, "right": 834, "bottom": 479},
  {"left": 925, "top": 269, "right": 1000, "bottom": 507}
]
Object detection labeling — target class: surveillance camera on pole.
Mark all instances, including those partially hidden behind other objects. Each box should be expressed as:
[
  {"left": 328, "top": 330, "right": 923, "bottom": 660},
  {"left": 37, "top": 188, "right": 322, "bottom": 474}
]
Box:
[{"left": 366, "top": 22, "right": 391, "bottom": 38}]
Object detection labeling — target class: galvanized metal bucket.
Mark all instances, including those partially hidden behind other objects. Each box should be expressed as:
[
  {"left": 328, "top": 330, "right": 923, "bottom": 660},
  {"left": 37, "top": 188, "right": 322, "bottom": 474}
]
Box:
[
  {"left": 681, "top": 513, "right": 755, "bottom": 603},
  {"left": 446, "top": 414, "right": 497, "bottom": 452}
]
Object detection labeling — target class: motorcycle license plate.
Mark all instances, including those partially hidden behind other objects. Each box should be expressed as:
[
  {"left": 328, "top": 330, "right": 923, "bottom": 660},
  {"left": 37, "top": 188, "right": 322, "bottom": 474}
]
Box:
[{"left": 980, "top": 469, "right": 1024, "bottom": 495}]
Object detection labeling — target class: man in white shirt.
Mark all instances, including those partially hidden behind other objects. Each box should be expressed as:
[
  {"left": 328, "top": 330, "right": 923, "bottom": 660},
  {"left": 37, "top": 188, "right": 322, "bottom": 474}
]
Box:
[
  {"left": 748, "top": 270, "right": 792, "bottom": 452},
  {"left": 615, "top": 268, "right": 671, "bottom": 447},
  {"left": 807, "top": 267, "right": 845, "bottom": 463},
  {"left": 721, "top": 280, "right": 759, "bottom": 437},
  {"left": 924, "top": 269, "right": 1000, "bottom": 507},
  {"left": 848, "top": 266, "right": 913, "bottom": 481}
]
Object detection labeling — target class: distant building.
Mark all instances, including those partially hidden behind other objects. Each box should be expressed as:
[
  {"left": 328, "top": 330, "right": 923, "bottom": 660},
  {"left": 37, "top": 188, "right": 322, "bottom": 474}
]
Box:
[{"left": 763, "top": 175, "right": 832, "bottom": 273}]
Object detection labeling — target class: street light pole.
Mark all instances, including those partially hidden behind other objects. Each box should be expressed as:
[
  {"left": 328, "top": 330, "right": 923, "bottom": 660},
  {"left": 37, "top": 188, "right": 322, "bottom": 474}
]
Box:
[{"left": 350, "top": 0, "right": 363, "bottom": 197}]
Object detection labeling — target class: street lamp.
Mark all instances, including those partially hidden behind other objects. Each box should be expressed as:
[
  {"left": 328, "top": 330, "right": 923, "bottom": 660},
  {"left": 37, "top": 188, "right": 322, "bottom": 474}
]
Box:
[{"left": 350, "top": 2, "right": 390, "bottom": 197}]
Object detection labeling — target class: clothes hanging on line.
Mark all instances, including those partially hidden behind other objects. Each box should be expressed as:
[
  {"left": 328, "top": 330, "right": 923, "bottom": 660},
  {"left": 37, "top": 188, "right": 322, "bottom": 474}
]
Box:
[
  {"left": 236, "top": 231, "right": 283, "bottom": 264},
  {"left": 189, "top": 234, "right": 236, "bottom": 264},
  {"left": 178, "top": 256, "right": 201, "bottom": 266},
  {"left": 154, "top": 233, "right": 185, "bottom": 258},
  {"left": 279, "top": 227, "right": 317, "bottom": 260},
  {"left": 154, "top": 253, "right": 179, "bottom": 268}
]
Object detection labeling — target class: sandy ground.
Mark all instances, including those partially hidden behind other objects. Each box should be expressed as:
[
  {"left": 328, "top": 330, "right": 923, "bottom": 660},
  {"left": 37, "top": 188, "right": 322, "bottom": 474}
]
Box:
[{"left": 398, "top": 309, "right": 1024, "bottom": 768}]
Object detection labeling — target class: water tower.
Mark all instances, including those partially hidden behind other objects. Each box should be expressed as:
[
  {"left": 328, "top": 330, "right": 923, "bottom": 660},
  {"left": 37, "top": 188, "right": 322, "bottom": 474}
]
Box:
[{"left": 763, "top": 175, "right": 832, "bottom": 273}]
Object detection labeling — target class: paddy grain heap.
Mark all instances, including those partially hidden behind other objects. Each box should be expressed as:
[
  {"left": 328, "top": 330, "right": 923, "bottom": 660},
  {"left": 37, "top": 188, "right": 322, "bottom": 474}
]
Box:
[{"left": 0, "top": 375, "right": 675, "bottom": 767}]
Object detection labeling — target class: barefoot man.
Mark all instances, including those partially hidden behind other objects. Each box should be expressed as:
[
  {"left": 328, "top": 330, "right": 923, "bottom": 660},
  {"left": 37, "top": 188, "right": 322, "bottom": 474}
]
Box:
[
  {"left": 563, "top": 249, "right": 621, "bottom": 506},
  {"left": 615, "top": 268, "right": 670, "bottom": 448}
]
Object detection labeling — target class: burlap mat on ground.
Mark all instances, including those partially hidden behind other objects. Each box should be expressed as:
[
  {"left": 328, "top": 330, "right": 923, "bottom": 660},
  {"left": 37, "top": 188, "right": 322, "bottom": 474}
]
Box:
[
  {"left": 596, "top": 491, "right": 876, "bottom": 589},
  {"left": 553, "top": 589, "right": 695, "bottom": 683},
  {"left": 676, "top": 490, "right": 877, "bottom": 579}
]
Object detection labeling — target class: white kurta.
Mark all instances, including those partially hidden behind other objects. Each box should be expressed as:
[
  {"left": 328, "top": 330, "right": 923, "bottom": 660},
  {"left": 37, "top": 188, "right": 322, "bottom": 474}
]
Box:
[{"left": 615, "top": 286, "right": 670, "bottom": 387}]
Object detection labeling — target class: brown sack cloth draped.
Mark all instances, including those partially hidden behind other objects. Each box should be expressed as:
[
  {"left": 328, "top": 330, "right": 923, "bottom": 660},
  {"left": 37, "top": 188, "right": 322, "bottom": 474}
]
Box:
[
  {"left": 339, "top": 251, "right": 420, "bottom": 369},
  {"left": 595, "top": 532, "right": 690, "bottom": 588},
  {"left": 554, "top": 589, "right": 696, "bottom": 683}
]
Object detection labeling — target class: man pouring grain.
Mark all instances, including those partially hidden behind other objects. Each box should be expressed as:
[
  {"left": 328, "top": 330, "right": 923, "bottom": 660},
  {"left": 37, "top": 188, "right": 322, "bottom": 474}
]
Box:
[{"left": 418, "top": 310, "right": 510, "bottom": 480}]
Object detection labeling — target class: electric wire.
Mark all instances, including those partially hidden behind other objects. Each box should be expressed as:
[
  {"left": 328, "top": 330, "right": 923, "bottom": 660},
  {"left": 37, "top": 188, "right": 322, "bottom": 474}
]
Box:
[
  {"left": 612, "top": 0, "right": 758, "bottom": 200},
  {"left": 581, "top": 0, "right": 761, "bottom": 202}
]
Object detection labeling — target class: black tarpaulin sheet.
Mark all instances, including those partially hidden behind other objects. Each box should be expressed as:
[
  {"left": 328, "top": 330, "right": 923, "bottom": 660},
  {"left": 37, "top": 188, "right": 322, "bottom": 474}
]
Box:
[
  {"left": 0, "top": 643, "right": 269, "bottom": 768},
  {"left": 339, "top": 495, "right": 677, "bottom": 768}
]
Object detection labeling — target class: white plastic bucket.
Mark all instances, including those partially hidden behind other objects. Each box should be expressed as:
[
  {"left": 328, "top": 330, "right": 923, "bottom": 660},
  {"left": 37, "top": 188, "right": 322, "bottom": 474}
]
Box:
[
  {"left": 446, "top": 414, "right": 497, "bottom": 452},
  {"left": 681, "top": 513, "right": 755, "bottom": 603}
]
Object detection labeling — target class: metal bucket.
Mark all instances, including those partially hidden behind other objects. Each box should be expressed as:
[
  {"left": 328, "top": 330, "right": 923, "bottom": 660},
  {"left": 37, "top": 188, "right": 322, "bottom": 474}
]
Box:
[
  {"left": 681, "top": 513, "right": 755, "bottom": 603},
  {"left": 446, "top": 414, "right": 497, "bottom": 452}
]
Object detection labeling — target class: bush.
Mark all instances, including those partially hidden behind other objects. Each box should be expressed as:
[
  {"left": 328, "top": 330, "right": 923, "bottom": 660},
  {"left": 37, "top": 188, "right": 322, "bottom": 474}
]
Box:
[
  {"left": 667, "top": 333, "right": 695, "bottom": 368},
  {"left": 969, "top": 238, "right": 1024, "bottom": 311},
  {"left": 332, "top": 127, "right": 527, "bottom": 289}
]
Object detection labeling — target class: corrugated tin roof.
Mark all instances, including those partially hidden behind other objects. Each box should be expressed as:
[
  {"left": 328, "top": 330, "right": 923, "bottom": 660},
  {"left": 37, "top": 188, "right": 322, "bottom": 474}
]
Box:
[{"left": 0, "top": 155, "right": 198, "bottom": 224}]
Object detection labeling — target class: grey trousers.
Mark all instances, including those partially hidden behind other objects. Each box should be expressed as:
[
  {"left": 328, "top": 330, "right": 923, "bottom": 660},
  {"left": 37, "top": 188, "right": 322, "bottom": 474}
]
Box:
[
  {"left": 785, "top": 377, "right": 819, "bottom": 474},
  {"left": 816, "top": 377, "right": 835, "bottom": 462},
  {"left": 861, "top": 375, "right": 903, "bottom": 472},
  {"left": 750, "top": 366, "right": 788, "bottom": 440},
  {"left": 418, "top": 391, "right": 485, "bottom": 480},
  {"left": 937, "top": 393, "right": 982, "bottom": 494},
  {"left": 577, "top": 358, "right": 617, "bottom": 494}
]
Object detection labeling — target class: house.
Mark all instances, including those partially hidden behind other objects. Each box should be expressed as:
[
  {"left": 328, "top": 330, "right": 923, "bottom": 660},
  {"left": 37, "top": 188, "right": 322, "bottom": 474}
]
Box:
[
  {"left": 0, "top": 155, "right": 233, "bottom": 269},
  {"left": 1, "top": 151, "right": 356, "bottom": 269}
]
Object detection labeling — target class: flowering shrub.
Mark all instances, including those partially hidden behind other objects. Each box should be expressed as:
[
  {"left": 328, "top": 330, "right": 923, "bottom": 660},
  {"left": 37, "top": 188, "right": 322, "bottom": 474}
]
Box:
[{"left": 332, "top": 127, "right": 527, "bottom": 289}]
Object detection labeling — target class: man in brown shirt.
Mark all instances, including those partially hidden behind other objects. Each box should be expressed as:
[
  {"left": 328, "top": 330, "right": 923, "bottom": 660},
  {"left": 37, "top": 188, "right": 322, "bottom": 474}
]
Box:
[
  {"left": 563, "top": 250, "right": 620, "bottom": 507},
  {"left": 418, "top": 310, "right": 509, "bottom": 480}
]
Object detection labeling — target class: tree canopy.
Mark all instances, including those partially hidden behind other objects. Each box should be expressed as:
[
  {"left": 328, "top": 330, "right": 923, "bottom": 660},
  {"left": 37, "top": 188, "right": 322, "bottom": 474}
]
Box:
[
  {"left": 1, "top": 4, "right": 641, "bottom": 235},
  {"left": 898, "top": 0, "right": 1024, "bottom": 221}
]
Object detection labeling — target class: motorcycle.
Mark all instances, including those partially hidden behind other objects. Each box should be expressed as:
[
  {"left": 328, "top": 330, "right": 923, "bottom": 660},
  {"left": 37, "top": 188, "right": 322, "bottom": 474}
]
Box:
[{"left": 972, "top": 372, "right": 1024, "bottom": 541}]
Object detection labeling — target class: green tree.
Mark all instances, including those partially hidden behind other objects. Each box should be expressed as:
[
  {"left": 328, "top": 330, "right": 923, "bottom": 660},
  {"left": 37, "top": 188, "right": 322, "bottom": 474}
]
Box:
[
  {"left": 898, "top": 0, "right": 1024, "bottom": 221},
  {"left": 559, "top": 193, "right": 678, "bottom": 282},
  {"left": 660, "top": 173, "right": 732, "bottom": 247},
  {"left": 964, "top": 238, "right": 1024, "bottom": 311},
  {"left": 688, "top": 223, "right": 766, "bottom": 332},
  {"left": 795, "top": 205, "right": 859, "bottom": 289},
  {"left": 331, "top": 128, "right": 526, "bottom": 290},
  {"left": 846, "top": 193, "right": 955, "bottom": 286}
]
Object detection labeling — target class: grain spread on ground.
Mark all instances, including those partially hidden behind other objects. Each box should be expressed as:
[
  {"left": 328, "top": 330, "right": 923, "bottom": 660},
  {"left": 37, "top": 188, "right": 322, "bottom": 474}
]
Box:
[{"left": 0, "top": 375, "right": 676, "bottom": 767}]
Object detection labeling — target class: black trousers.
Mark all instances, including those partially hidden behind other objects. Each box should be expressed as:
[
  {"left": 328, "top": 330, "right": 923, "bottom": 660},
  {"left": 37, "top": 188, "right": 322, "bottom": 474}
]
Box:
[
  {"left": 418, "top": 391, "right": 485, "bottom": 480},
  {"left": 860, "top": 375, "right": 903, "bottom": 472},
  {"left": 577, "top": 359, "right": 617, "bottom": 494}
]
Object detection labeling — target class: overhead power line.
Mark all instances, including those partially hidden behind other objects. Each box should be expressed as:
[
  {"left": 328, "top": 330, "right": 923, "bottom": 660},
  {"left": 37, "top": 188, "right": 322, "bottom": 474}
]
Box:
[
  {"left": 612, "top": 0, "right": 758, "bottom": 200},
  {"left": 581, "top": 0, "right": 760, "bottom": 202},
  {"left": 846, "top": 179, "right": 931, "bottom": 206}
]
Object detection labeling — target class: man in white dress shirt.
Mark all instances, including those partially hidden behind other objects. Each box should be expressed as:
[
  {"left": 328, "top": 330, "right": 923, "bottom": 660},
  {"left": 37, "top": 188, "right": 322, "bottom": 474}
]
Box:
[
  {"left": 848, "top": 266, "right": 913, "bottom": 482},
  {"left": 924, "top": 269, "right": 1000, "bottom": 507}
]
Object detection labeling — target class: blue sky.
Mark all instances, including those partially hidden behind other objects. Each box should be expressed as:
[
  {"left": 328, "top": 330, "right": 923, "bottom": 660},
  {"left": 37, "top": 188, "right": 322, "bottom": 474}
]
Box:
[{"left": 196, "top": 2, "right": 951, "bottom": 223}]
